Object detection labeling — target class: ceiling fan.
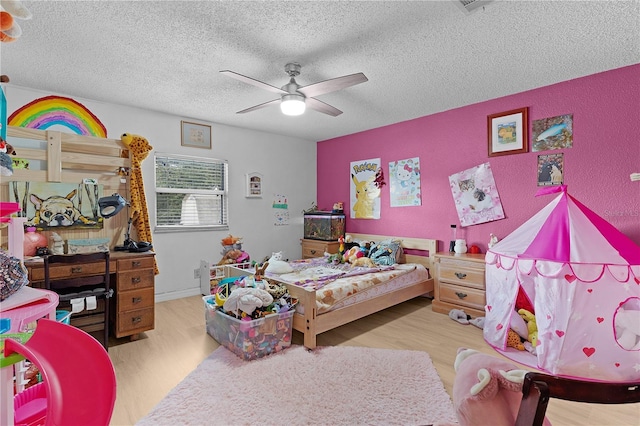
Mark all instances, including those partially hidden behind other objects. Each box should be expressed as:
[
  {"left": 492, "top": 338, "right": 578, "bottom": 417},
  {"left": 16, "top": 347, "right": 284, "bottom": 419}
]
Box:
[{"left": 220, "top": 63, "right": 368, "bottom": 117}]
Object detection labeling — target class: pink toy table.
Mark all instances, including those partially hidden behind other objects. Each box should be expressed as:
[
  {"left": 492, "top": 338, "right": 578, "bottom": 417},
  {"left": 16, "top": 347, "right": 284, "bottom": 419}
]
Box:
[{"left": 0, "top": 287, "right": 59, "bottom": 426}]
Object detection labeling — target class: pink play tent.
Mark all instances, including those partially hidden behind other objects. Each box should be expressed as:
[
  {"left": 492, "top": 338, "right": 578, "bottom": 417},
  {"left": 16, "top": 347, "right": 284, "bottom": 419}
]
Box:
[{"left": 484, "top": 186, "right": 640, "bottom": 381}]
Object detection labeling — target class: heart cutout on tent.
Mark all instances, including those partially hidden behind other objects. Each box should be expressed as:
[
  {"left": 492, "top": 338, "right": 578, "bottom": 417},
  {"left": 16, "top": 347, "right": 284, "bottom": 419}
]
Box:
[
  {"left": 587, "top": 288, "right": 593, "bottom": 293},
  {"left": 597, "top": 317, "right": 604, "bottom": 323},
  {"left": 564, "top": 274, "right": 576, "bottom": 283},
  {"left": 583, "top": 347, "right": 596, "bottom": 357},
  {"left": 635, "top": 277, "right": 640, "bottom": 284},
  {"left": 555, "top": 330, "right": 565, "bottom": 337},
  {"left": 486, "top": 305, "right": 492, "bottom": 311},
  {"left": 615, "top": 363, "right": 620, "bottom": 367},
  {"left": 496, "top": 323, "right": 503, "bottom": 330}
]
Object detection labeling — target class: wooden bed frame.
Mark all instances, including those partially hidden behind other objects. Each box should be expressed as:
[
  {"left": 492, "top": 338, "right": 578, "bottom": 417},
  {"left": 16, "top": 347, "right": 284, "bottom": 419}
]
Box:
[{"left": 232, "top": 234, "right": 437, "bottom": 349}]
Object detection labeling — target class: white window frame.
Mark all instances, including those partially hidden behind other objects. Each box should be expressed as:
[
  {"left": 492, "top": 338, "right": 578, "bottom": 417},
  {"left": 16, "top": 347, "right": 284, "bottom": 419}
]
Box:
[{"left": 154, "top": 153, "right": 229, "bottom": 232}]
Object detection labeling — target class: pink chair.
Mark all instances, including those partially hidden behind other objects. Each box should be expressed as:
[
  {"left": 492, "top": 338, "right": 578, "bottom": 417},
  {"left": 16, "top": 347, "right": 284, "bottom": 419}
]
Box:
[{"left": 5, "top": 319, "right": 116, "bottom": 426}]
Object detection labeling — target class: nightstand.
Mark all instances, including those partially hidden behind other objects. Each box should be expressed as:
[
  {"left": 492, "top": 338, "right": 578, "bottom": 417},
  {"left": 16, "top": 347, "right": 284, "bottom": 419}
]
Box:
[
  {"left": 432, "top": 252, "right": 486, "bottom": 318},
  {"left": 301, "top": 239, "right": 340, "bottom": 258}
]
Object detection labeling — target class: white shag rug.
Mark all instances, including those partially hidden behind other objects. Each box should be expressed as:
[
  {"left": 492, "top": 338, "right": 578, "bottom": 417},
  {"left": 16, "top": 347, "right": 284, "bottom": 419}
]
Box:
[{"left": 137, "top": 345, "right": 457, "bottom": 426}]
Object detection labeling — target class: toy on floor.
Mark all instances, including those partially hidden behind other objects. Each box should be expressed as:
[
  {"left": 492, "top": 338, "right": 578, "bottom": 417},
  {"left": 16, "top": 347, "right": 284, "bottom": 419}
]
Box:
[
  {"left": 450, "top": 309, "right": 471, "bottom": 325},
  {"left": 506, "top": 329, "right": 525, "bottom": 351},
  {"left": 451, "top": 348, "right": 551, "bottom": 426},
  {"left": 518, "top": 308, "right": 539, "bottom": 349}
]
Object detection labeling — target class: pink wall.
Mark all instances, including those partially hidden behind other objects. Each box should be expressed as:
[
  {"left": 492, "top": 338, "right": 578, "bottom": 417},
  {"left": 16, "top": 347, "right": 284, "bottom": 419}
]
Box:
[{"left": 317, "top": 64, "right": 640, "bottom": 252}]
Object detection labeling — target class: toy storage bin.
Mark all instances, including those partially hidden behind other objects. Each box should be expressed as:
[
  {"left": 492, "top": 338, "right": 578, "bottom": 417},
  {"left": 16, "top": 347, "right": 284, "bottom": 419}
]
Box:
[
  {"left": 303, "top": 212, "right": 345, "bottom": 241},
  {"left": 203, "top": 296, "right": 294, "bottom": 361}
]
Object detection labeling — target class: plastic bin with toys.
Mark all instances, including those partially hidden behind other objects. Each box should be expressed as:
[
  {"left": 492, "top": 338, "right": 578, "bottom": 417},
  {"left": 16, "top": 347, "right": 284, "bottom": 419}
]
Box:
[{"left": 203, "top": 273, "right": 297, "bottom": 360}]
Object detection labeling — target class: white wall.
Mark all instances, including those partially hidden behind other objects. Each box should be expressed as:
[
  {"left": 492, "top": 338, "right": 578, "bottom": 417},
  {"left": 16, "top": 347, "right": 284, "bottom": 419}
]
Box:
[{"left": 6, "top": 85, "right": 317, "bottom": 301}]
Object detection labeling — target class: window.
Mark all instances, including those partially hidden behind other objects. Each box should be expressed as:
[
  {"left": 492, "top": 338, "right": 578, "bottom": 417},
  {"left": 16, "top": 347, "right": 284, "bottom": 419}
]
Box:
[{"left": 154, "top": 153, "right": 228, "bottom": 231}]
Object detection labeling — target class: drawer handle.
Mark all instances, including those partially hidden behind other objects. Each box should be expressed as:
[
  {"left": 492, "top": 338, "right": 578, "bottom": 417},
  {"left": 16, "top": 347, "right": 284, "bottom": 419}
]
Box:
[
  {"left": 455, "top": 292, "right": 468, "bottom": 299},
  {"left": 131, "top": 277, "right": 141, "bottom": 284},
  {"left": 71, "top": 267, "right": 82, "bottom": 274},
  {"left": 132, "top": 261, "right": 141, "bottom": 268},
  {"left": 310, "top": 249, "right": 317, "bottom": 255},
  {"left": 131, "top": 316, "right": 142, "bottom": 324},
  {"left": 132, "top": 297, "right": 142, "bottom": 304},
  {"left": 455, "top": 272, "right": 467, "bottom": 280}
]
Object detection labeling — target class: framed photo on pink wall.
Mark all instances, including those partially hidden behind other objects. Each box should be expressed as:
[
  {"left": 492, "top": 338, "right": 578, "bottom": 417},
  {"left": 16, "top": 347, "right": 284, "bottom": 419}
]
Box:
[{"left": 487, "top": 107, "right": 529, "bottom": 157}]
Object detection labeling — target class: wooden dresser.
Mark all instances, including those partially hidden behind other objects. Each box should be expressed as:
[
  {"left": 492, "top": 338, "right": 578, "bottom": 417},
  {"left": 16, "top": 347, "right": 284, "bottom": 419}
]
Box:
[
  {"left": 25, "top": 251, "right": 155, "bottom": 341},
  {"left": 432, "top": 252, "right": 486, "bottom": 318},
  {"left": 301, "top": 239, "right": 340, "bottom": 258}
]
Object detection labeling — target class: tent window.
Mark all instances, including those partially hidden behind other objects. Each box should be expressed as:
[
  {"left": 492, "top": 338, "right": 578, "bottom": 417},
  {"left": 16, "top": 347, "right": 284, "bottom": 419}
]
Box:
[{"left": 154, "top": 153, "right": 228, "bottom": 232}]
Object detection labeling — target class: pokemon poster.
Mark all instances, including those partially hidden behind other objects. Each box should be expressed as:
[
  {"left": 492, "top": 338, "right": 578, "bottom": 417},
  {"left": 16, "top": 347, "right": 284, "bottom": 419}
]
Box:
[
  {"left": 389, "top": 157, "right": 421, "bottom": 207},
  {"left": 10, "top": 181, "right": 104, "bottom": 230},
  {"left": 448, "top": 163, "right": 504, "bottom": 226},
  {"left": 350, "top": 158, "right": 383, "bottom": 219}
]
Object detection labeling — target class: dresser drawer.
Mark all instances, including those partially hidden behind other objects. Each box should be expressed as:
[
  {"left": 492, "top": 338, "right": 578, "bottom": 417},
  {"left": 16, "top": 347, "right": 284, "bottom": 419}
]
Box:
[
  {"left": 29, "top": 261, "right": 106, "bottom": 281},
  {"left": 438, "top": 263, "right": 485, "bottom": 290},
  {"left": 117, "top": 269, "right": 154, "bottom": 291},
  {"left": 117, "top": 287, "right": 154, "bottom": 311},
  {"left": 301, "top": 239, "right": 340, "bottom": 258},
  {"left": 438, "top": 282, "right": 486, "bottom": 311},
  {"left": 117, "top": 307, "right": 154, "bottom": 333},
  {"left": 117, "top": 256, "right": 155, "bottom": 272}
]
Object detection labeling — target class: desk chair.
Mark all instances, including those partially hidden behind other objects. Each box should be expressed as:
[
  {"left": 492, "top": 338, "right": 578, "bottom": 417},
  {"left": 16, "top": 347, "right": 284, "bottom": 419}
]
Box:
[
  {"left": 515, "top": 372, "right": 640, "bottom": 426},
  {"left": 43, "top": 252, "right": 111, "bottom": 350},
  {"left": 6, "top": 319, "right": 116, "bottom": 426}
]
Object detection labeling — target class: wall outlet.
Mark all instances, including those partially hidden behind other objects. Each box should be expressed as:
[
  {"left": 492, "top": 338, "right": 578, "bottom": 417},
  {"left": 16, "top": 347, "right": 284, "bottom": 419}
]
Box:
[{"left": 194, "top": 268, "right": 201, "bottom": 279}]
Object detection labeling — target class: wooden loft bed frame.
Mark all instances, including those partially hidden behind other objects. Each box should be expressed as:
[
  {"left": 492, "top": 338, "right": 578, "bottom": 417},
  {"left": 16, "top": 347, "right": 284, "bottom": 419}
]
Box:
[
  {"left": 231, "top": 233, "right": 437, "bottom": 349},
  {"left": 0, "top": 126, "right": 130, "bottom": 250}
]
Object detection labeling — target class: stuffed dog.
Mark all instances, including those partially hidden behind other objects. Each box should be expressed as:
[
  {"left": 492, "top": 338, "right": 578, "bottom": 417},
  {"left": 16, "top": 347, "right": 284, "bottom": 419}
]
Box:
[{"left": 28, "top": 190, "right": 95, "bottom": 227}]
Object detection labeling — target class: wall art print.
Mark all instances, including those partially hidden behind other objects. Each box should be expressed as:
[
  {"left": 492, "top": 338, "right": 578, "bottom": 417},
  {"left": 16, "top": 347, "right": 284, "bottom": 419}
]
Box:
[
  {"left": 350, "top": 158, "right": 383, "bottom": 219},
  {"left": 537, "top": 153, "right": 564, "bottom": 186},
  {"left": 532, "top": 114, "right": 573, "bottom": 152},
  {"left": 10, "top": 181, "right": 104, "bottom": 230},
  {"left": 8, "top": 95, "right": 107, "bottom": 138},
  {"left": 449, "top": 162, "right": 505, "bottom": 226},
  {"left": 389, "top": 157, "right": 421, "bottom": 207}
]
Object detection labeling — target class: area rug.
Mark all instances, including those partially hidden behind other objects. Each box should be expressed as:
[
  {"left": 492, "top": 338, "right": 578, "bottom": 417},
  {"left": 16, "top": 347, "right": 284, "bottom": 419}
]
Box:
[{"left": 137, "top": 345, "right": 457, "bottom": 426}]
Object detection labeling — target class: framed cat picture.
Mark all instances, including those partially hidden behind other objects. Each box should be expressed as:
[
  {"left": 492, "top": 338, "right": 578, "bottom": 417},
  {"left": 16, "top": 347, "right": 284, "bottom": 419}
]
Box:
[{"left": 487, "top": 107, "right": 529, "bottom": 157}]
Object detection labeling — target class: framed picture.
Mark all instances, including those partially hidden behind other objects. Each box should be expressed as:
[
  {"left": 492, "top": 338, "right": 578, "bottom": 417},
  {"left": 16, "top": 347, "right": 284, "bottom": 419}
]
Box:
[
  {"left": 245, "top": 172, "right": 263, "bottom": 198},
  {"left": 487, "top": 107, "right": 529, "bottom": 157},
  {"left": 181, "top": 120, "right": 211, "bottom": 149},
  {"left": 537, "top": 153, "right": 564, "bottom": 186}
]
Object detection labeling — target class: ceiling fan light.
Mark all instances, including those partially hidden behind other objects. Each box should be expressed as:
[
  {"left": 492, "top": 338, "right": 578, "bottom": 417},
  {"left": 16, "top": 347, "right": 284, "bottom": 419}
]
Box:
[{"left": 281, "top": 94, "right": 306, "bottom": 116}]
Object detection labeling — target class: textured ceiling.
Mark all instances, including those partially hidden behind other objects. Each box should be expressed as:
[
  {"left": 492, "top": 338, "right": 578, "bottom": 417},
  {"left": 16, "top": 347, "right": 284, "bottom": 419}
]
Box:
[{"left": 2, "top": 1, "right": 639, "bottom": 142}]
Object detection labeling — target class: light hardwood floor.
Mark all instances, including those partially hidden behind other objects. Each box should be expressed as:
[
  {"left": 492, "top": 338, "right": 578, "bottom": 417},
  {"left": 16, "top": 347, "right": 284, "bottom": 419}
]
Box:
[{"left": 108, "top": 296, "right": 640, "bottom": 425}]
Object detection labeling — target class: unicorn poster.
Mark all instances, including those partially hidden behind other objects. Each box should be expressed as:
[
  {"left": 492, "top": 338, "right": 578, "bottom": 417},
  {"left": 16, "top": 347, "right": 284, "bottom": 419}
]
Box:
[
  {"left": 448, "top": 162, "right": 504, "bottom": 226},
  {"left": 350, "top": 158, "right": 383, "bottom": 219},
  {"left": 389, "top": 157, "right": 421, "bottom": 207}
]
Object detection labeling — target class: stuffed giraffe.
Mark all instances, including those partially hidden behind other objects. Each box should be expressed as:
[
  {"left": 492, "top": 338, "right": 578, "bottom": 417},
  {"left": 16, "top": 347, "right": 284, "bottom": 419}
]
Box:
[{"left": 121, "top": 133, "right": 158, "bottom": 274}]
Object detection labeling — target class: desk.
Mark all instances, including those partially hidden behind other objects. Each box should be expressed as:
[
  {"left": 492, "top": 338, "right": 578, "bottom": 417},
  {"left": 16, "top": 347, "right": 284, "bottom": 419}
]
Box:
[
  {"left": 0, "top": 287, "right": 58, "bottom": 426},
  {"left": 24, "top": 251, "right": 156, "bottom": 340}
]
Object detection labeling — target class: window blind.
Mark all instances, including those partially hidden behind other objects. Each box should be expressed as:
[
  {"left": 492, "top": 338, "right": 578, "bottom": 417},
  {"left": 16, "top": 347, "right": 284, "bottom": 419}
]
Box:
[{"left": 155, "top": 153, "right": 228, "bottom": 231}]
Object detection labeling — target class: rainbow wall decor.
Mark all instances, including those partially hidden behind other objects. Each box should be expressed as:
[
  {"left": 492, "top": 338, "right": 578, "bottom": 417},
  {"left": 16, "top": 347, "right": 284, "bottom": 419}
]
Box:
[{"left": 8, "top": 95, "right": 107, "bottom": 138}]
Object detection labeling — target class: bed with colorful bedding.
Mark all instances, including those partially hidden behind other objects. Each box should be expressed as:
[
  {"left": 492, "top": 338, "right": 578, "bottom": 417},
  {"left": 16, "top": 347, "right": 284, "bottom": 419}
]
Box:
[{"left": 232, "top": 233, "right": 436, "bottom": 349}]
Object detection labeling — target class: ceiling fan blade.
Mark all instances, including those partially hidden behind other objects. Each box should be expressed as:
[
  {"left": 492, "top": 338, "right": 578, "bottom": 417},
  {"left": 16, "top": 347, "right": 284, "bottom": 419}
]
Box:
[
  {"left": 236, "top": 99, "right": 280, "bottom": 114},
  {"left": 220, "top": 70, "right": 287, "bottom": 95},
  {"left": 306, "top": 97, "right": 343, "bottom": 117},
  {"left": 298, "top": 72, "right": 368, "bottom": 98}
]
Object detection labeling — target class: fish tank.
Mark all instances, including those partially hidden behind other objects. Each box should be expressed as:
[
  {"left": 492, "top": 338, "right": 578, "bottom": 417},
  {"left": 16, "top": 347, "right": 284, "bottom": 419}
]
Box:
[{"left": 303, "top": 212, "right": 345, "bottom": 241}]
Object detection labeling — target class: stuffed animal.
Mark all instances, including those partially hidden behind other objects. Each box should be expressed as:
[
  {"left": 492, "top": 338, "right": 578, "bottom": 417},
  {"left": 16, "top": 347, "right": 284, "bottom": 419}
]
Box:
[
  {"left": 218, "top": 249, "right": 243, "bottom": 265},
  {"left": 265, "top": 251, "right": 293, "bottom": 274},
  {"left": 518, "top": 308, "right": 539, "bottom": 347},
  {"left": 351, "top": 257, "right": 375, "bottom": 268},
  {"left": 254, "top": 262, "right": 268, "bottom": 282},
  {"left": 0, "top": 0, "right": 32, "bottom": 43},
  {"left": 615, "top": 307, "right": 640, "bottom": 350},
  {"left": 0, "top": 138, "right": 13, "bottom": 176},
  {"left": 223, "top": 287, "right": 273, "bottom": 317},
  {"left": 506, "top": 329, "right": 525, "bottom": 351},
  {"left": 451, "top": 348, "right": 551, "bottom": 426}
]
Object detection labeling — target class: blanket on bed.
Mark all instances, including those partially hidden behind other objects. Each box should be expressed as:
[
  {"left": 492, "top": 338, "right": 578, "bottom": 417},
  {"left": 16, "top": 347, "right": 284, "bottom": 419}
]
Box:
[{"left": 266, "top": 256, "right": 394, "bottom": 289}]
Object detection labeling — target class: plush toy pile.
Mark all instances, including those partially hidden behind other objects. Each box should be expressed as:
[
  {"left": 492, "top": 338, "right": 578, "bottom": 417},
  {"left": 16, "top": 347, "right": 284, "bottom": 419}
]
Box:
[
  {"left": 208, "top": 273, "right": 297, "bottom": 320},
  {"left": 217, "top": 234, "right": 250, "bottom": 266}
]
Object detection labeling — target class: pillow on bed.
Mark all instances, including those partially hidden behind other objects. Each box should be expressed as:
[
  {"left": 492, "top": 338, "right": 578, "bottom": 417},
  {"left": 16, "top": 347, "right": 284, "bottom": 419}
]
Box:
[{"left": 369, "top": 239, "right": 403, "bottom": 266}]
